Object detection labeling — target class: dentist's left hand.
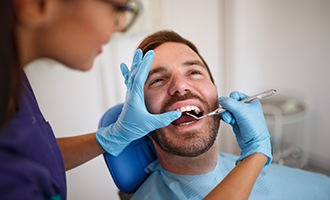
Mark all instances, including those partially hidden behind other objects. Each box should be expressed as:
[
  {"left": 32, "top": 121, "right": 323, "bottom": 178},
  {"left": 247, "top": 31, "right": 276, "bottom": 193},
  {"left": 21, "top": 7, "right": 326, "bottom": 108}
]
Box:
[
  {"left": 96, "top": 49, "right": 181, "bottom": 156},
  {"left": 219, "top": 91, "right": 272, "bottom": 166}
]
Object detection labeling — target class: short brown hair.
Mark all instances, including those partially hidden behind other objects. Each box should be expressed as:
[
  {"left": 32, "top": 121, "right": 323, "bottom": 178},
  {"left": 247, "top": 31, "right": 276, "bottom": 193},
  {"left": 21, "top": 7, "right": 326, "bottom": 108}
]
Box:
[{"left": 137, "top": 30, "right": 214, "bottom": 83}]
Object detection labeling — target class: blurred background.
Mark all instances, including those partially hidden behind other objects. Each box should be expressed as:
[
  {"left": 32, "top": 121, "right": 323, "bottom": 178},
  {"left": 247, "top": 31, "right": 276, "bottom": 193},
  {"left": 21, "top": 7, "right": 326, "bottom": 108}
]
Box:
[{"left": 25, "top": 0, "right": 330, "bottom": 199}]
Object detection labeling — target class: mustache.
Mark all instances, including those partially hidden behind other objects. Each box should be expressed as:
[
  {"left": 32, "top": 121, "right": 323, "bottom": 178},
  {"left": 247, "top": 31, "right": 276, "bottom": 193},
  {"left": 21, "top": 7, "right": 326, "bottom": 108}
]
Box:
[{"left": 160, "top": 93, "right": 208, "bottom": 113}]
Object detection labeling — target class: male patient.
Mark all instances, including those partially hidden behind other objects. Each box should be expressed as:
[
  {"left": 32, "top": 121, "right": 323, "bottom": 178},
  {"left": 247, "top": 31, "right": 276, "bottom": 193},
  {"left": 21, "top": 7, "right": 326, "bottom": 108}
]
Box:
[{"left": 127, "top": 30, "right": 330, "bottom": 200}]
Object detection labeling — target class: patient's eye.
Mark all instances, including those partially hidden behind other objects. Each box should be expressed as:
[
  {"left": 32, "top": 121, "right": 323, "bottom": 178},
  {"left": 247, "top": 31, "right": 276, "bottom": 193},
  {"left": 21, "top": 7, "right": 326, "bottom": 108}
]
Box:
[
  {"left": 187, "top": 69, "right": 205, "bottom": 79},
  {"left": 149, "top": 77, "right": 166, "bottom": 88},
  {"left": 190, "top": 70, "right": 203, "bottom": 75}
]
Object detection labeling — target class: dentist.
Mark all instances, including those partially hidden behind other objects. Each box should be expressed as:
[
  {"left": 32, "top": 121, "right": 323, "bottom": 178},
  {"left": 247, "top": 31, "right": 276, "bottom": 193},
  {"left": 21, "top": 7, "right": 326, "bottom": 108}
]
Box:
[{"left": 0, "top": 0, "right": 180, "bottom": 199}]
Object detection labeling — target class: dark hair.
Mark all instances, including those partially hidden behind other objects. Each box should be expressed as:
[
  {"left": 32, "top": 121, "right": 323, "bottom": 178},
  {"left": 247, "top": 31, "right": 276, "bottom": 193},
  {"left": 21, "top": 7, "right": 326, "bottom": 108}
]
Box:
[
  {"left": 0, "top": 0, "right": 22, "bottom": 127},
  {"left": 137, "top": 30, "right": 214, "bottom": 83}
]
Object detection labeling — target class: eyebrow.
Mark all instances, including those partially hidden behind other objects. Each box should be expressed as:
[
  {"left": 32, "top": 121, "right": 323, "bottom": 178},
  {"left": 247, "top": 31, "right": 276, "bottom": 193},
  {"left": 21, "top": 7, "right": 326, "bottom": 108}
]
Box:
[
  {"left": 148, "top": 60, "right": 207, "bottom": 76},
  {"left": 182, "top": 60, "right": 207, "bottom": 68},
  {"left": 148, "top": 66, "right": 166, "bottom": 75}
]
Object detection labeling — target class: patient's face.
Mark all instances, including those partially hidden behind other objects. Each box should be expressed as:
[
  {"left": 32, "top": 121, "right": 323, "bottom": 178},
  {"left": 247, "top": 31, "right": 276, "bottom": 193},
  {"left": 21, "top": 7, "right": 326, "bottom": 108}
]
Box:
[{"left": 144, "top": 42, "right": 220, "bottom": 157}]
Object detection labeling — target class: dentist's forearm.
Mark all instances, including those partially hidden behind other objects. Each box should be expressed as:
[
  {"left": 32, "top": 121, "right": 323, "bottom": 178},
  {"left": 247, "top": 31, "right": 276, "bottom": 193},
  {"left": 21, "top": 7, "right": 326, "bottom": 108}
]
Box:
[
  {"left": 57, "top": 133, "right": 105, "bottom": 171},
  {"left": 204, "top": 153, "right": 267, "bottom": 200}
]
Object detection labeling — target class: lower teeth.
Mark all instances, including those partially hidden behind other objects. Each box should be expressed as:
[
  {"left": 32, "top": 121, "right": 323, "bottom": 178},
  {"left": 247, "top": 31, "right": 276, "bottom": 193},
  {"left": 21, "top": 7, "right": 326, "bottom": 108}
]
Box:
[{"left": 179, "top": 121, "right": 195, "bottom": 126}]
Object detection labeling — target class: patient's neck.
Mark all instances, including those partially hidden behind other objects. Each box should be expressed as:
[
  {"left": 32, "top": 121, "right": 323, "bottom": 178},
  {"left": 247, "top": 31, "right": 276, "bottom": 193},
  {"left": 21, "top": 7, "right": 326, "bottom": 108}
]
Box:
[{"left": 155, "top": 143, "right": 218, "bottom": 175}]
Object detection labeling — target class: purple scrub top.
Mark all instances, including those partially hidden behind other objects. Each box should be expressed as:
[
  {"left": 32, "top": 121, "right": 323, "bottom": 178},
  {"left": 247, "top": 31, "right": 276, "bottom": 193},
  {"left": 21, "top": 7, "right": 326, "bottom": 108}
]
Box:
[{"left": 0, "top": 73, "right": 66, "bottom": 200}]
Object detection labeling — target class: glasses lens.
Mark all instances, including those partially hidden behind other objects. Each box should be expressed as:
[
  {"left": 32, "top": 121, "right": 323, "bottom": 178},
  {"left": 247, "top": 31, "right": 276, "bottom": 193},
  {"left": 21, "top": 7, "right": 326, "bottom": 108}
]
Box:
[
  {"left": 116, "top": 11, "right": 133, "bottom": 31},
  {"left": 116, "top": 0, "right": 141, "bottom": 32}
]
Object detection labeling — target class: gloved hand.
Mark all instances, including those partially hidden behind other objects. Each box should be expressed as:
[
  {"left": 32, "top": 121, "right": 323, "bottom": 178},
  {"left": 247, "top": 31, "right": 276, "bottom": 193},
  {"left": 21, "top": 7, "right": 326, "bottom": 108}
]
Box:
[
  {"left": 96, "top": 49, "right": 181, "bottom": 156},
  {"left": 218, "top": 91, "right": 272, "bottom": 166}
]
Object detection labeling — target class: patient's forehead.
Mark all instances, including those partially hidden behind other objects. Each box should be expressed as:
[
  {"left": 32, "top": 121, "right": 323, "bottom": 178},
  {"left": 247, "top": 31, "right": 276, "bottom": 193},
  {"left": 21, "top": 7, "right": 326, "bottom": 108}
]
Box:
[{"left": 151, "top": 42, "right": 203, "bottom": 67}]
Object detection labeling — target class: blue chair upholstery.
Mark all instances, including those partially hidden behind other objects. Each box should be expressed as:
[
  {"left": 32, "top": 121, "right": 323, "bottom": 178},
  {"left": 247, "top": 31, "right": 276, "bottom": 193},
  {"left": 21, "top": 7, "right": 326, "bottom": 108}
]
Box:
[{"left": 98, "top": 104, "right": 158, "bottom": 194}]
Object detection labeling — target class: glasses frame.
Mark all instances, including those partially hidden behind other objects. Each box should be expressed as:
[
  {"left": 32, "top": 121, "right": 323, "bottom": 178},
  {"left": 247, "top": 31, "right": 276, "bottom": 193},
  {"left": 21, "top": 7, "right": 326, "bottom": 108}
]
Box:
[{"left": 104, "top": 0, "right": 142, "bottom": 32}]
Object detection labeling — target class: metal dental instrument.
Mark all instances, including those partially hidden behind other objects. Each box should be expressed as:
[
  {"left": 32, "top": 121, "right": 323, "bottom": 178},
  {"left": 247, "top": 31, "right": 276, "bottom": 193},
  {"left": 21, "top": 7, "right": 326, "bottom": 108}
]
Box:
[{"left": 186, "top": 89, "right": 277, "bottom": 120}]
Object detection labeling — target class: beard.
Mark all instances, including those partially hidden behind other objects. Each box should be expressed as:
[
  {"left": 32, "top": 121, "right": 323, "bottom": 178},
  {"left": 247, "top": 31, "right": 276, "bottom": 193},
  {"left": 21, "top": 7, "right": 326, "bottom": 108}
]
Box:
[{"left": 150, "top": 93, "right": 220, "bottom": 157}]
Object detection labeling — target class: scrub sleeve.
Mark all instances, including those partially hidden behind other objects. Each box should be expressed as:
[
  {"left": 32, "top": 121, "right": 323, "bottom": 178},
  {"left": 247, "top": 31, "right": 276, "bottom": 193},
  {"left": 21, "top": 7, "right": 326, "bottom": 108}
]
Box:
[{"left": 0, "top": 73, "right": 66, "bottom": 200}]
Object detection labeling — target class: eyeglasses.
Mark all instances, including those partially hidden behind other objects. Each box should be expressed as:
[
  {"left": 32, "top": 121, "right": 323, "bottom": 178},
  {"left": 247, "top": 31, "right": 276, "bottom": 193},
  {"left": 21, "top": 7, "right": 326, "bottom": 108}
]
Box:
[{"left": 104, "top": 0, "right": 142, "bottom": 32}]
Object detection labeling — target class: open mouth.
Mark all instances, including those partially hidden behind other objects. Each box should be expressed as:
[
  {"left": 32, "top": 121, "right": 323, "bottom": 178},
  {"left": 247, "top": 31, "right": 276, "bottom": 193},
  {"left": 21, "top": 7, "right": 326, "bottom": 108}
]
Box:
[{"left": 172, "top": 105, "right": 203, "bottom": 126}]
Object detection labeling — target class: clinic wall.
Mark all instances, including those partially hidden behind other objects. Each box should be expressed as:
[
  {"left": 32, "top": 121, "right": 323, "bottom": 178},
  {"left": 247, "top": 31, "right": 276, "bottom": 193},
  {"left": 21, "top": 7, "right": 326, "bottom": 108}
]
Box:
[{"left": 224, "top": 0, "right": 330, "bottom": 173}]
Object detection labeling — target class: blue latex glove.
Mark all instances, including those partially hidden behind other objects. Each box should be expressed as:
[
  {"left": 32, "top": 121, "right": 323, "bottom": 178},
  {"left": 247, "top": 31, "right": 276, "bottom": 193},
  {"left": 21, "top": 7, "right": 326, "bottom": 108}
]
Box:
[
  {"left": 96, "top": 50, "right": 181, "bottom": 156},
  {"left": 218, "top": 91, "right": 272, "bottom": 166}
]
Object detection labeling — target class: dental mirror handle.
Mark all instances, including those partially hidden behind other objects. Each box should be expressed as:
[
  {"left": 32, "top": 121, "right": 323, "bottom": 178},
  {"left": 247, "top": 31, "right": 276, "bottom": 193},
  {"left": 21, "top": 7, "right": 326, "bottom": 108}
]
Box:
[
  {"left": 214, "top": 89, "right": 277, "bottom": 115},
  {"left": 241, "top": 89, "right": 277, "bottom": 103}
]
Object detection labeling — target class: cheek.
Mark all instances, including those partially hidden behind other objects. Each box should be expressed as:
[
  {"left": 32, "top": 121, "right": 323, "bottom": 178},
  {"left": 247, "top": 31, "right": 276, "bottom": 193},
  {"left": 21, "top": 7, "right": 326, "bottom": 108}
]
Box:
[
  {"left": 144, "top": 93, "right": 156, "bottom": 114},
  {"left": 144, "top": 91, "right": 164, "bottom": 114},
  {"left": 91, "top": 17, "right": 117, "bottom": 42},
  {"left": 200, "top": 84, "right": 218, "bottom": 104},
  {"left": 71, "top": 5, "right": 116, "bottom": 44},
  {"left": 209, "top": 87, "right": 218, "bottom": 100},
  {"left": 64, "top": 20, "right": 115, "bottom": 69},
  {"left": 91, "top": 4, "right": 119, "bottom": 40}
]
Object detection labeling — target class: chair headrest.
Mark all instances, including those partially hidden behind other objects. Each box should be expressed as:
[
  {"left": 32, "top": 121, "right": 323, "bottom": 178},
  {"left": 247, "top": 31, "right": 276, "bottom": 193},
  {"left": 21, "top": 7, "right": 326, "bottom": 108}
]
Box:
[{"left": 98, "top": 103, "right": 157, "bottom": 194}]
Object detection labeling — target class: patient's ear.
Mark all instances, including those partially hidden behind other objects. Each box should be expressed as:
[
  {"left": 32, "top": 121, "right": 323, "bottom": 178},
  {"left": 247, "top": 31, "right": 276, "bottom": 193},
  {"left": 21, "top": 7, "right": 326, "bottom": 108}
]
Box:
[{"left": 14, "top": 0, "right": 53, "bottom": 28}]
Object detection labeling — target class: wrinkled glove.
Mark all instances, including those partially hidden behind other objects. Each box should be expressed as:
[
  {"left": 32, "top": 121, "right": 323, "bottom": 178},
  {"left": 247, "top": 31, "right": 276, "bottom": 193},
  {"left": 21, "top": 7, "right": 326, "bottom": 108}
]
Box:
[
  {"left": 96, "top": 49, "right": 181, "bottom": 156},
  {"left": 218, "top": 91, "right": 272, "bottom": 166}
]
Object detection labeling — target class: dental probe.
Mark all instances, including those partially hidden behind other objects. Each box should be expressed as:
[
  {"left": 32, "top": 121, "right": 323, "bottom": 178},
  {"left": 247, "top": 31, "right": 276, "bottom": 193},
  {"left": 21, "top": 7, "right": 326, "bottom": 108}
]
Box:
[{"left": 186, "top": 89, "right": 277, "bottom": 120}]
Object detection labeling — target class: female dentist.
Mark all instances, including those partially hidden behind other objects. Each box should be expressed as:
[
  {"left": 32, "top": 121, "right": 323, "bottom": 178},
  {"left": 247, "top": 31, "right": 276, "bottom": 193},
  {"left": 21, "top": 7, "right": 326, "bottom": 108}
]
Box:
[
  {"left": 0, "top": 0, "right": 180, "bottom": 199},
  {"left": 0, "top": 0, "right": 267, "bottom": 199}
]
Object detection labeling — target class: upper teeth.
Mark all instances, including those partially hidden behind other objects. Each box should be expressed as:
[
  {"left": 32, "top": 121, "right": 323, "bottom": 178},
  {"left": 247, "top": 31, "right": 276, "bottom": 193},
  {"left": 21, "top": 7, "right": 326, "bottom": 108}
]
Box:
[{"left": 177, "top": 105, "right": 201, "bottom": 114}]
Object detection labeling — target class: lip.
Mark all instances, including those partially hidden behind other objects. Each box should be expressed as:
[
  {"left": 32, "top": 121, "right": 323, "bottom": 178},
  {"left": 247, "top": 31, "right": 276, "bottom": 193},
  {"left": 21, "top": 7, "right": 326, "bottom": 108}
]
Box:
[
  {"left": 170, "top": 115, "right": 205, "bottom": 132},
  {"left": 97, "top": 48, "right": 103, "bottom": 55}
]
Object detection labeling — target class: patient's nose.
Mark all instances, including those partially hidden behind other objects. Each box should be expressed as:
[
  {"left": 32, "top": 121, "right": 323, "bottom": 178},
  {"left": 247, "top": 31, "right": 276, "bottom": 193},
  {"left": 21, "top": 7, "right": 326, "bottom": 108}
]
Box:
[{"left": 168, "top": 74, "right": 191, "bottom": 96}]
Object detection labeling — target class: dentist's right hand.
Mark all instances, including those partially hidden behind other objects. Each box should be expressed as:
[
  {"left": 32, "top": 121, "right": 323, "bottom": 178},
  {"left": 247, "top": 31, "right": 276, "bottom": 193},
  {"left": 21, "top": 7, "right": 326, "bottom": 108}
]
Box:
[
  {"left": 96, "top": 49, "right": 181, "bottom": 156},
  {"left": 218, "top": 91, "right": 272, "bottom": 166}
]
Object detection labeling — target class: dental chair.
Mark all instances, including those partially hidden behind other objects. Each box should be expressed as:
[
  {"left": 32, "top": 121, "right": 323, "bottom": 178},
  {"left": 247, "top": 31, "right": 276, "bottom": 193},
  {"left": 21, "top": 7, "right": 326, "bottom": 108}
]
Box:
[
  {"left": 98, "top": 103, "right": 157, "bottom": 199},
  {"left": 99, "top": 104, "right": 330, "bottom": 200}
]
